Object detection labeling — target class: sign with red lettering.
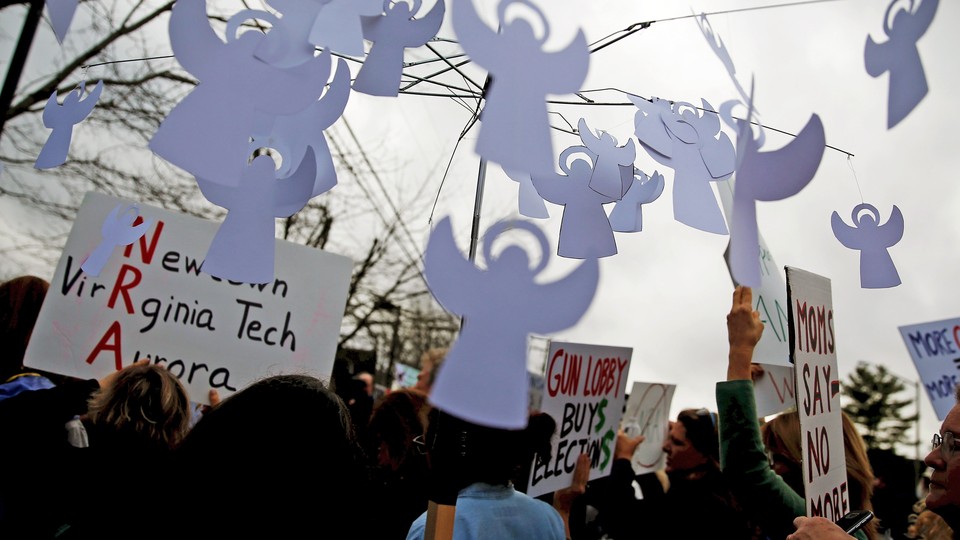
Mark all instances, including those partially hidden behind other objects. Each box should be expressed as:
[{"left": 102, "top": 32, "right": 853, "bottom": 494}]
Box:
[
  {"left": 753, "top": 363, "right": 797, "bottom": 418},
  {"left": 24, "top": 192, "right": 352, "bottom": 404},
  {"left": 899, "top": 317, "right": 960, "bottom": 420},
  {"left": 620, "top": 381, "right": 675, "bottom": 474},
  {"left": 527, "top": 341, "right": 632, "bottom": 498},
  {"left": 786, "top": 267, "right": 848, "bottom": 521}
]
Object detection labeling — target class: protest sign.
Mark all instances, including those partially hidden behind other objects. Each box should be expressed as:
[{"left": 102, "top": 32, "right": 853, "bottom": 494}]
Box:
[
  {"left": 528, "top": 341, "right": 632, "bottom": 498},
  {"left": 899, "top": 317, "right": 960, "bottom": 420},
  {"left": 24, "top": 192, "right": 353, "bottom": 404},
  {"left": 786, "top": 266, "right": 848, "bottom": 520},
  {"left": 620, "top": 381, "right": 676, "bottom": 474},
  {"left": 753, "top": 363, "right": 797, "bottom": 418}
]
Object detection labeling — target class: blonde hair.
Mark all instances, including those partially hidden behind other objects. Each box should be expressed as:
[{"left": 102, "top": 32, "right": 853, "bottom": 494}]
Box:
[
  {"left": 87, "top": 363, "right": 191, "bottom": 449},
  {"left": 763, "top": 410, "right": 877, "bottom": 540}
]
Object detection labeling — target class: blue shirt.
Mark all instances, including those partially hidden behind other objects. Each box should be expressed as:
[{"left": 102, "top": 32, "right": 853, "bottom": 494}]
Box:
[{"left": 406, "top": 483, "right": 565, "bottom": 540}]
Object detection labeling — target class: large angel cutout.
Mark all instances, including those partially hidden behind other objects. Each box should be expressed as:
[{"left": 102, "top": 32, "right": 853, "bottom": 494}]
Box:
[
  {"left": 727, "top": 108, "right": 825, "bottom": 287},
  {"left": 831, "top": 203, "right": 904, "bottom": 288},
  {"left": 629, "top": 95, "right": 735, "bottom": 235},
  {"left": 81, "top": 204, "right": 152, "bottom": 277},
  {"left": 199, "top": 149, "right": 317, "bottom": 284},
  {"left": 503, "top": 167, "right": 549, "bottom": 219},
  {"left": 310, "top": 0, "right": 383, "bottom": 57},
  {"left": 35, "top": 80, "right": 103, "bottom": 170},
  {"left": 609, "top": 170, "right": 664, "bottom": 233},
  {"left": 578, "top": 118, "right": 637, "bottom": 199},
  {"left": 866, "top": 0, "right": 938, "bottom": 129},
  {"left": 149, "top": 0, "right": 332, "bottom": 187},
  {"left": 424, "top": 217, "right": 598, "bottom": 429},
  {"left": 532, "top": 146, "right": 618, "bottom": 259},
  {"left": 454, "top": 0, "right": 589, "bottom": 177},
  {"left": 250, "top": 58, "right": 351, "bottom": 198},
  {"left": 352, "top": 0, "right": 445, "bottom": 96}
]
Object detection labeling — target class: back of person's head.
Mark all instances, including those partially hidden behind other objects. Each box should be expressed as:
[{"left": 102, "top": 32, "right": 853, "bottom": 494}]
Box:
[
  {"left": 87, "top": 362, "right": 190, "bottom": 451},
  {"left": 367, "top": 388, "right": 430, "bottom": 471},
  {"left": 763, "top": 409, "right": 877, "bottom": 539},
  {"left": 0, "top": 276, "right": 49, "bottom": 381},
  {"left": 676, "top": 408, "right": 721, "bottom": 467},
  {"left": 174, "top": 374, "right": 365, "bottom": 535}
]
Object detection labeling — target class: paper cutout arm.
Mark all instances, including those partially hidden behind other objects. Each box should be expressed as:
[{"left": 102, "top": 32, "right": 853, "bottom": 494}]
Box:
[
  {"left": 169, "top": 0, "right": 225, "bottom": 76},
  {"left": 275, "top": 147, "right": 318, "bottom": 217},
  {"left": 629, "top": 95, "right": 674, "bottom": 158},
  {"left": 879, "top": 204, "right": 905, "bottom": 245},
  {"left": 738, "top": 115, "right": 825, "bottom": 201},
  {"left": 451, "top": 0, "right": 502, "bottom": 67},
  {"left": 830, "top": 211, "right": 859, "bottom": 249},
  {"left": 423, "top": 217, "right": 482, "bottom": 316},
  {"left": 401, "top": 0, "right": 446, "bottom": 45},
  {"left": 527, "top": 257, "right": 598, "bottom": 333},
  {"left": 537, "top": 31, "right": 589, "bottom": 94},
  {"left": 81, "top": 204, "right": 152, "bottom": 276},
  {"left": 904, "top": 0, "right": 938, "bottom": 41}
]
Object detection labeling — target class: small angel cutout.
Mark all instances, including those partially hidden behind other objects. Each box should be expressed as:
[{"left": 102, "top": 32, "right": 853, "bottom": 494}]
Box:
[
  {"left": 629, "top": 95, "right": 735, "bottom": 235},
  {"left": 503, "top": 167, "right": 549, "bottom": 219},
  {"left": 81, "top": 204, "right": 152, "bottom": 277},
  {"left": 46, "top": 0, "right": 79, "bottom": 44},
  {"left": 424, "top": 217, "right": 598, "bottom": 428},
  {"left": 149, "top": 1, "right": 332, "bottom": 187},
  {"left": 35, "top": 80, "right": 103, "bottom": 170},
  {"left": 532, "top": 146, "right": 618, "bottom": 259},
  {"left": 831, "top": 203, "right": 905, "bottom": 288},
  {"left": 352, "top": 0, "right": 445, "bottom": 96},
  {"left": 865, "top": 0, "right": 938, "bottom": 129},
  {"left": 199, "top": 148, "right": 317, "bottom": 284},
  {"left": 454, "top": 0, "right": 588, "bottom": 177},
  {"left": 609, "top": 170, "right": 664, "bottom": 233},
  {"left": 578, "top": 118, "right": 637, "bottom": 199},
  {"left": 728, "top": 110, "right": 825, "bottom": 288}
]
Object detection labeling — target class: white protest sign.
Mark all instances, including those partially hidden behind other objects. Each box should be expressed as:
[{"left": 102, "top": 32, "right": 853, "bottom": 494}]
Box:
[
  {"left": 786, "top": 266, "right": 848, "bottom": 520},
  {"left": 24, "top": 192, "right": 353, "bottom": 404},
  {"left": 753, "top": 363, "right": 797, "bottom": 418},
  {"left": 620, "top": 381, "right": 676, "bottom": 474},
  {"left": 899, "top": 317, "right": 960, "bottom": 420},
  {"left": 528, "top": 341, "right": 632, "bottom": 498}
]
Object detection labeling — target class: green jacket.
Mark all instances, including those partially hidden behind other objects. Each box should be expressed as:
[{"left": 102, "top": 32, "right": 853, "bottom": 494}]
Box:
[{"left": 717, "top": 379, "right": 867, "bottom": 540}]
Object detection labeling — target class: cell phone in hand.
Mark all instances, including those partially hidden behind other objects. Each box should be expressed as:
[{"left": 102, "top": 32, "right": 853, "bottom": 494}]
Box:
[{"left": 834, "top": 510, "right": 874, "bottom": 534}]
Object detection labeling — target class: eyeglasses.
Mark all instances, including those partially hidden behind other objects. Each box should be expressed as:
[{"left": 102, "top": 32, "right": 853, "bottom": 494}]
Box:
[{"left": 932, "top": 431, "right": 960, "bottom": 461}]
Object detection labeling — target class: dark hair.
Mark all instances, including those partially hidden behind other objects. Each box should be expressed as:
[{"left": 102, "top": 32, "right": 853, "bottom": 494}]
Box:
[
  {"left": 677, "top": 408, "right": 721, "bottom": 466},
  {"left": 174, "top": 375, "right": 365, "bottom": 535},
  {"left": 0, "top": 276, "right": 49, "bottom": 381},
  {"left": 367, "top": 388, "right": 430, "bottom": 471}
]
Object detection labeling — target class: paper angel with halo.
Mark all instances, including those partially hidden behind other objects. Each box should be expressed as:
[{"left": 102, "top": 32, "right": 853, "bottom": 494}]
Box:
[
  {"left": 831, "top": 203, "right": 904, "bottom": 288},
  {"left": 35, "top": 80, "right": 103, "bottom": 170},
  {"left": 424, "top": 217, "right": 598, "bottom": 429},
  {"left": 578, "top": 118, "right": 637, "bottom": 199},
  {"left": 609, "top": 170, "right": 664, "bottom": 233}
]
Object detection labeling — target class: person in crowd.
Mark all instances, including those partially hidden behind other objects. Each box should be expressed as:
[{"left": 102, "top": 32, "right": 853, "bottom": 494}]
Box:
[
  {"left": 867, "top": 447, "right": 917, "bottom": 538},
  {"left": 406, "top": 410, "right": 566, "bottom": 540},
  {"left": 0, "top": 275, "right": 57, "bottom": 400},
  {"left": 720, "top": 285, "right": 876, "bottom": 540},
  {"left": 0, "top": 359, "right": 191, "bottom": 538},
  {"left": 171, "top": 374, "right": 367, "bottom": 537},
  {"left": 413, "top": 347, "right": 447, "bottom": 394},
  {"left": 365, "top": 388, "right": 432, "bottom": 539}
]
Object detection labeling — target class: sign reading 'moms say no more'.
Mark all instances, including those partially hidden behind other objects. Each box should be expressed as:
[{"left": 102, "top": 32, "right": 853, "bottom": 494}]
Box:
[
  {"left": 786, "top": 267, "right": 848, "bottom": 521},
  {"left": 24, "top": 192, "right": 352, "bottom": 403},
  {"left": 527, "top": 341, "right": 632, "bottom": 498}
]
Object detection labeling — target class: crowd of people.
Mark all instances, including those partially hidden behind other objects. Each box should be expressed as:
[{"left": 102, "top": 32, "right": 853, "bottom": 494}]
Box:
[{"left": 1, "top": 275, "right": 957, "bottom": 539}]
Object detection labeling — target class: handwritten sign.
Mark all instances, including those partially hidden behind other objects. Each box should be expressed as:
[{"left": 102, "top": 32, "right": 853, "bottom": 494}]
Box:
[
  {"left": 786, "top": 266, "right": 848, "bottom": 520},
  {"left": 899, "top": 317, "right": 960, "bottom": 420},
  {"left": 620, "top": 381, "right": 676, "bottom": 474},
  {"left": 753, "top": 363, "right": 797, "bottom": 418},
  {"left": 24, "top": 192, "right": 352, "bottom": 404},
  {"left": 527, "top": 341, "right": 632, "bottom": 497}
]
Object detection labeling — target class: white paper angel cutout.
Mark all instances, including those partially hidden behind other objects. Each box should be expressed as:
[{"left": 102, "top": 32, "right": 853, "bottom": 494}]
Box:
[
  {"left": 727, "top": 109, "right": 825, "bottom": 288},
  {"left": 454, "top": 0, "right": 588, "bottom": 177},
  {"left": 609, "top": 170, "right": 664, "bottom": 233},
  {"left": 250, "top": 58, "right": 351, "bottom": 199},
  {"left": 831, "top": 203, "right": 904, "bottom": 288},
  {"left": 578, "top": 118, "right": 637, "bottom": 199},
  {"left": 310, "top": 0, "right": 383, "bottom": 57},
  {"left": 199, "top": 148, "right": 317, "bottom": 284},
  {"left": 35, "top": 80, "right": 103, "bottom": 170},
  {"left": 424, "top": 217, "right": 599, "bottom": 429},
  {"left": 629, "top": 95, "right": 735, "bottom": 235},
  {"left": 503, "top": 167, "right": 549, "bottom": 219},
  {"left": 865, "top": 0, "right": 938, "bottom": 129},
  {"left": 532, "top": 146, "right": 618, "bottom": 259},
  {"left": 81, "top": 204, "right": 152, "bottom": 277},
  {"left": 251, "top": 0, "right": 327, "bottom": 68},
  {"left": 149, "top": 0, "right": 332, "bottom": 187},
  {"left": 352, "top": 0, "right": 445, "bottom": 96},
  {"left": 46, "top": 0, "right": 79, "bottom": 44}
]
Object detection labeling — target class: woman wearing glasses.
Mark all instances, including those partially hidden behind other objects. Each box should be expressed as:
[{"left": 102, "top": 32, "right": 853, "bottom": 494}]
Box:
[{"left": 718, "top": 286, "right": 876, "bottom": 540}]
